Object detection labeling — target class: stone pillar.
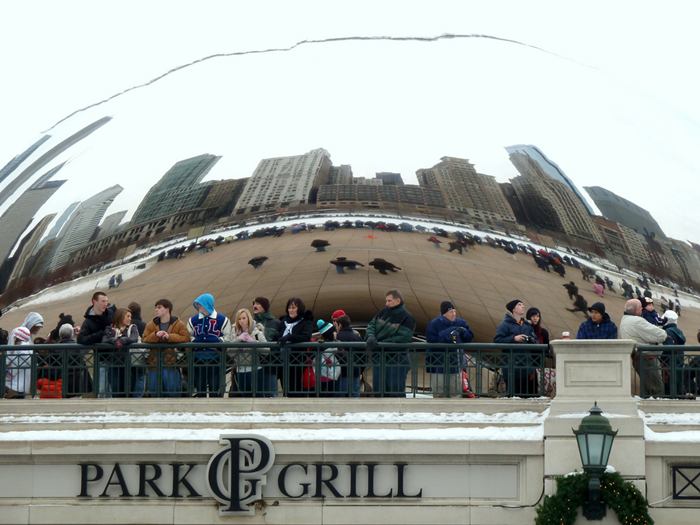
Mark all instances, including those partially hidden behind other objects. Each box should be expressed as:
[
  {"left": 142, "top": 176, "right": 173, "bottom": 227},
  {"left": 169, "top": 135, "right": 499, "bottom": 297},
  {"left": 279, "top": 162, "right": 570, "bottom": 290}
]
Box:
[{"left": 543, "top": 339, "right": 645, "bottom": 523}]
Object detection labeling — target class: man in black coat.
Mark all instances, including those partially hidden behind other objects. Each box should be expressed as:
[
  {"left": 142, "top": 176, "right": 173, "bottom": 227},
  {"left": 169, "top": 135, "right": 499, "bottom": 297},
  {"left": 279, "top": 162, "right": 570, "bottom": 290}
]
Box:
[{"left": 77, "top": 291, "right": 116, "bottom": 345}]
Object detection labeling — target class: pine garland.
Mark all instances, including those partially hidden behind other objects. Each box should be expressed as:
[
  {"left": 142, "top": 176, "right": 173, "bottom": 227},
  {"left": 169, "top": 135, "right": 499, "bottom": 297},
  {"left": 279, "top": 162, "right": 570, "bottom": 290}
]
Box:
[{"left": 535, "top": 471, "right": 653, "bottom": 525}]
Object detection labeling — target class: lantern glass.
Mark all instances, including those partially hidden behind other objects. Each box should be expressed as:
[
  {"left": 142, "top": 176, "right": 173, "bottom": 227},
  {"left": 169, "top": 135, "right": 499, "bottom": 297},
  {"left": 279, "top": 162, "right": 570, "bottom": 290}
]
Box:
[{"left": 587, "top": 434, "right": 605, "bottom": 466}]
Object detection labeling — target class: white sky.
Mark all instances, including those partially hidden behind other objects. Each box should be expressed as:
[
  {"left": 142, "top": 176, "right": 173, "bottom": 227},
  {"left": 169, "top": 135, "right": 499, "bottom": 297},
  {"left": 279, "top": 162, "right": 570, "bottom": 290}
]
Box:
[{"left": 0, "top": 0, "right": 698, "bottom": 242}]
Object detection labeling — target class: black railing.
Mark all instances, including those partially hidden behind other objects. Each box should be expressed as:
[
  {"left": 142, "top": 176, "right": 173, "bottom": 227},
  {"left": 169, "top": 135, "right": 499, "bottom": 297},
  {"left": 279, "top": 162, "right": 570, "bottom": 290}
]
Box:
[
  {"left": 671, "top": 465, "right": 700, "bottom": 500},
  {"left": 1, "top": 342, "right": 550, "bottom": 399},
  {"left": 635, "top": 345, "right": 700, "bottom": 398}
]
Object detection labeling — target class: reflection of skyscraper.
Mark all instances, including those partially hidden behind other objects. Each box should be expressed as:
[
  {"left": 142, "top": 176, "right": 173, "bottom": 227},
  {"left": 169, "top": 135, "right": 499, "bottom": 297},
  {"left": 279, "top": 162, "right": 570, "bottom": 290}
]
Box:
[
  {"left": 0, "top": 135, "right": 51, "bottom": 187},
  {"left": 584, "top": 186, "right": 666, "bottom": 239},
  {"left": 0, "top": 116, "right": 111, "bottom": 209},
  {"left": 416, "top": 156, "right": 516, "bottom": 226},
  {"left": 0, "top": 164, "right": 66, "bottom": 266},
  {"left": 131, "top": 154, "right": 221, "bottom": 225},
  {"left": 38, "top": 201, "right": 80, "bottom": 250},
  {"left": 505, "top": 145, "right": 594, "bottom": 215},
  {"left": 375, "top": 172, "right": 404, "bottom": 186},
  {"left": 0, "top": 214, "right": 56, "bottom": 293},
  {"left": 234, "top": 149, "right": 332, "bottom": 215},
  {"left": 48, "top": 185, "right": 123, "bottom": 272},
  {"left": 96, "top": 211, "right": 128, "bottom": 240},
  {"left": 508, "top": 151, "right": 604, "bottom": 244}
]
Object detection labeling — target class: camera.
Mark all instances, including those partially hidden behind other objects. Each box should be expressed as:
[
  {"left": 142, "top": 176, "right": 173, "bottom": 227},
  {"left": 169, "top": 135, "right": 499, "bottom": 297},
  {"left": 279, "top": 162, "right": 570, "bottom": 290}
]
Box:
[{"left": 522, "top": 335, "right": 536, "bottom": 344}]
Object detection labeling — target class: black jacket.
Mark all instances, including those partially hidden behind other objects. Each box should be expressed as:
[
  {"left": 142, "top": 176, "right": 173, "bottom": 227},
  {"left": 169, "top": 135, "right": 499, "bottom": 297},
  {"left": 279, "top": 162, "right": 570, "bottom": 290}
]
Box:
[
  {"left": 279, "top": 310, "right": 314, "bottom": 345},
  {"left": 77, "top": 305, "right": 116, "bottom": 345},
  {"left": 336, "top": 326, "right": 363, "bottom": 378}
]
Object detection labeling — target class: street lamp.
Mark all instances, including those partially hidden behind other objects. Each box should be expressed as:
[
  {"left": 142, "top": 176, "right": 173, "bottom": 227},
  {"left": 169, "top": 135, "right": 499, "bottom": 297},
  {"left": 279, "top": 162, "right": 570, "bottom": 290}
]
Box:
[{"left": 573, "top": 402, "right": 618, "bottom": 520}]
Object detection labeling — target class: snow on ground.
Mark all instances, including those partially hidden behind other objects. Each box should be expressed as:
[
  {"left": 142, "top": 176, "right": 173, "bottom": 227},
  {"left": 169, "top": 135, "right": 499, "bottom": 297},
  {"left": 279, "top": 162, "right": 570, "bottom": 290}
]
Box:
[
  {"left": 552, "top": 412, "right": 632, "bottom": 419},
  {"left": 0, "top": 410, "right": 547, "bottom": 426},
  {"left": 8, "top": 212, "right": 700, "bottom": 312},
  {"left": 644, "top": 427, "right": 700, "bottom": 442},
  {"left": 640, "top": 412, "right": 700, "bottom": 426},
  {"left": 0, "top": 426, "right": 544, "bottom": 442},
  {"left": 17, "top": 261, "right": 153, "bottom": 308},
  {"left": 640, "top": 408, "right": 700, "bottom": 441}
]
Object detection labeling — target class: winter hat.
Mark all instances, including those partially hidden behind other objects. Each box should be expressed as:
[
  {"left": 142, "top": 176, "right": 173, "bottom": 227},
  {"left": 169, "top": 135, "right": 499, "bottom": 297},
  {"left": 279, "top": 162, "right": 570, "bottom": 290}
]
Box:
[
  {"left": 440, "top": 301, "right": 455, "bottom": 315},
  {"left": 506, "top": 299, "right": 523, "bottom": 313},
  {"left": 253, "top": 297, "right": 270, "bottom": 312},
  {"left": 193, "top": 293, "right": 215, "bottom": 315},
  {"left": 58, "top": 323, "right": 75, "bottom": 340},
  {"left": 331, "top": 309, "right": 346, "bottom": 320},
  {"left": 316, "top": 319, "right": 334, "bottom": 335},
  {"left": 525, "top": 307, "right": 541, "bottom": 320},
  {"left": 588, "top": 302, "right": 606, "bottom": 315},
  {"left": 641, "top": 297, "right": 654, "bottom": 308},
  {"left": 12, "top": 326, "right": 31, "bottom": 343},
  {"left": 22, "top": 311, "right": 44, "bottom": 331},
  {"left": 662, "top": 310, "right": 678, "bottom": 323}
]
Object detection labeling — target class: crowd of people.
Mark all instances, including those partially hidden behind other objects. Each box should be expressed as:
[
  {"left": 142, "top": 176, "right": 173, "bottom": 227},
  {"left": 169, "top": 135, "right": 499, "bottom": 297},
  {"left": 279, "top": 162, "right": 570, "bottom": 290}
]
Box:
[{"left": 2, "top": 284, "right": 698, "bottom": 399}]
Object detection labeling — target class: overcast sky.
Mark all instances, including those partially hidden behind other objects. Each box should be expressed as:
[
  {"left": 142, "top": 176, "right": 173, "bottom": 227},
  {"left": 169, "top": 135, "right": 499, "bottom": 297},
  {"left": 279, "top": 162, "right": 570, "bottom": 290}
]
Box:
[{"left": 1, "top": 0, "right": 698, "bottom": 243}]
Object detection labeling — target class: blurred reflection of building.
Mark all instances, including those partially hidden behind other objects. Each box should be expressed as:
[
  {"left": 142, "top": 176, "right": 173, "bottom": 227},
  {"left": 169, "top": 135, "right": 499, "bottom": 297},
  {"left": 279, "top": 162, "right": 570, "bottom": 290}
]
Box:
[
  {"left": 0, "top": 135, "right": 50, "bottom": 187},
  {"left": 0, "top": 164, "right": 66, "bottom": 267},
  {"left": 0, "top": 116, "right": 111, "bottom": 210},
  {"left": 48, "top": 185, "right": 123, "bottom": 272},
  {"left": 508, "top": 151, "right": 604, "bottom": 245},
  {"left": 39, "top": 201, "right": 80, "bottom": 249},
  {"left": 96, "top": 211, "right": 128, "bottom": 240},
  {"left": 375, "top": 172, "right": 404, "bottom": 186},
  {"left": 585, "top": 185, "right": 666, "bottom": 239},
  {"left": 69, "top": 178, "right": 248, "bottom": 268},
  {"left": 131, "top": 154, "right": 222, "bottom": 225},
  {"left": 200, "top": 178, "right": 248, "bottom": 217},
  {"left": 416, "top": 156, "right": 517, "bottom": 228},
  {"left": 328, "top": 165, "right": 353, "bottom": 185},
  {"left": 352, "top": 176, "right": 383, "bottom": 186},
  {"left": 234, "top": 148, "right": 331, "bottom": 215},
  {"left": 0, "top": 214, "right": 56, "bottom": 295},
  {"left": 317, "top": 184, "right": 447, "bottom": 217},
  {"left": 505, "top": 144, "right": 594, "bottom": 214}
]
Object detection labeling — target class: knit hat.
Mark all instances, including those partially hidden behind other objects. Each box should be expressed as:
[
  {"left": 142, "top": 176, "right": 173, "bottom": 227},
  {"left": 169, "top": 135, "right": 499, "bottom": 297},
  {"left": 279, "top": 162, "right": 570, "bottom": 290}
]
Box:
[
  {"left": 13, "top": 326, "right": 31, "bottom": 342},
  {"left": 253, "top": 297, "right": 270, "bottom": 312},
  {"left": 641, "top": 297, "right": 654, "bottom": 308},
  {"left": 588, "top": 302, "right": 606, "bottom": 315},
  {"left": 662, "top": 310, "right": 678, "bottom": 322},
  {"left": 440, "top": 301, "right": 455, "bottom": 315},
  {"left": 331, "top": 309, "right": 346, "bottom": 320},
  {"left": 506, "top": 299, "right": 523, "bottom": 313},
  {"left": 525, "top": 307, "right": 541, "bottom": 320},
  {"left": 316, "top": 319, "right": 334, "bottom": 335}
]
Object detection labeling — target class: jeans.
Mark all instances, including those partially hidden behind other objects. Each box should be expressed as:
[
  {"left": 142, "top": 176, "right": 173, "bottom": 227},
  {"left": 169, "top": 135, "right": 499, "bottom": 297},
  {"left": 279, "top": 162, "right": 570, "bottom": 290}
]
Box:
[
  {"left": 234, "top": 369, "right": 277, "bottom": 397},
  {"left": 372, "top": 351, "right": 409, "bottom": 397},
  {"left": 194, "top": 356, "right": 221, "bottom": 396},
  {"left": 337, "top": 376, "right": 361, "bottom": 397},
  {"left": 132, "top": 368, "right": 182, "bottom": 397}
]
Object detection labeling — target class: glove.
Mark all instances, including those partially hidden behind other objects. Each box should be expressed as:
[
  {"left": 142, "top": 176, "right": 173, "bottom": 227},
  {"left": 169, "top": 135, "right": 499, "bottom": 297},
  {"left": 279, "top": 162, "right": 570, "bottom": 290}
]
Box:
[{"left": 366, "top": 336, "right": 377, "bottom": 351}]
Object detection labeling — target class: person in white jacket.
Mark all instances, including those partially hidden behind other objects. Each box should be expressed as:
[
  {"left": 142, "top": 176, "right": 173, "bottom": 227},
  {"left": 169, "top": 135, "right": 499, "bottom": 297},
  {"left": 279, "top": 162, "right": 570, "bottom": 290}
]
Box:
[
  {"left": 5, "top": 326, "right": 33, "bottom": 398},
  {"left": 619, "top": 299, "right": 667, "bottom": 397}
]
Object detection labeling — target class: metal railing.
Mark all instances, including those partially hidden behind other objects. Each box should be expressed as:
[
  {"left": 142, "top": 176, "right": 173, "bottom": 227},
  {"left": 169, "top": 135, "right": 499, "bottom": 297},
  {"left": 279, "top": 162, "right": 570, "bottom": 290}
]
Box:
[
  {"left": 635, "top": 345, "right": 700, "bottom": 399},
  {"left": 1, "top": 341, "right": 550, "bottom": 399}
]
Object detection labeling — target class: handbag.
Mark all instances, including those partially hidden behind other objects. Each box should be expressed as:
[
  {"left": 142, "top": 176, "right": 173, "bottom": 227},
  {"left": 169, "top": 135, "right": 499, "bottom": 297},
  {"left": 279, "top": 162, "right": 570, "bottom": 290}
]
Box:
[
  {"left": 302, "top": 365, "right": 316, "bottom": 389},
  {"left": 315, "top": 349, "right": 341, "bottom": 381}
]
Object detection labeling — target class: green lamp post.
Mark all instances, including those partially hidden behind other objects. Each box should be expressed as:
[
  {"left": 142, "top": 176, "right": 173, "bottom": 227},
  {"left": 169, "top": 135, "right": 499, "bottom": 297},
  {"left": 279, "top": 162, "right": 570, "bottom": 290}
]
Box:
[{"left": 573, "top": 402, "right": 618, "bottom": 520}]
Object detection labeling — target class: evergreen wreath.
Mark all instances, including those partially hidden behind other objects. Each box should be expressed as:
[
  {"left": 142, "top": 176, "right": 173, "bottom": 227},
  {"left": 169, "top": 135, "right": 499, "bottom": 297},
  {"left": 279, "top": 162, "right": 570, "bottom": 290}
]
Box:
[{"left": 535, "top": 471, "right": 653, "bottom": 524}]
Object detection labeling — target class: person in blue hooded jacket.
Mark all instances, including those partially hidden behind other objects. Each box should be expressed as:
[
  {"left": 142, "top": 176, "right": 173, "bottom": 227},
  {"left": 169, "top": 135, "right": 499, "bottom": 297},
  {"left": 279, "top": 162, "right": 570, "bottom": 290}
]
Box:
[
  {"left": 425, "top": 301, "right": 473, "bottom": 397},
  {"left": 187, "top": 293, "right": 232, "bottom": 396}
]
